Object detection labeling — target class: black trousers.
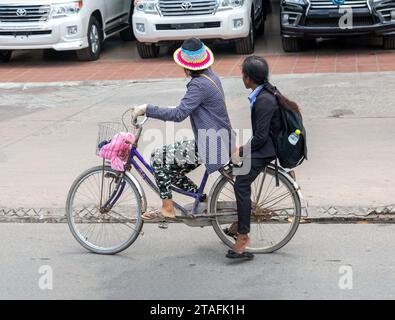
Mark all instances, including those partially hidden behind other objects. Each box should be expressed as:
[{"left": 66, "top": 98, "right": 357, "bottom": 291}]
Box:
[{"left": 234, "top": 157, "right": 274, "bottom": 235}]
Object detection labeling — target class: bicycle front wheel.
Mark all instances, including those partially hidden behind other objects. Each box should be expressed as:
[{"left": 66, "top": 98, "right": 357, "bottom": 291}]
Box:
[
  {"left": 210, "top": 166, "right": 301, "bottom": 253},
  {"left": 66, "top": 166, "right": 143, "bottom": 255}
]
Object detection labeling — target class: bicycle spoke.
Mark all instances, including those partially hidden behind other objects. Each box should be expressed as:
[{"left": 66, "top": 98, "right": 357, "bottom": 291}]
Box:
[
  {"left": 260, "top": 191, "right": 292, "bottom": 209},
  {"left": 212, "top": 168, "right": 301, "bottom": 253},
  {"left": 261, "top": 182, "right": 285, "bottom": 206},
  {"left": 68, "top": 167, "right": 142, "bottom": 253}
]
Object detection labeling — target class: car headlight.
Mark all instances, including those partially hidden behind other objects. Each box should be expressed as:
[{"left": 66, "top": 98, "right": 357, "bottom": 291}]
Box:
[
  {"left": 283, "top": 0, "right": 305, "bottom": 5},
  {"left": 52, "top": 1, "right": 83, "bottom": 18},
  {"left": 218, "top": 0, "right": 244, "bottom": 11},
  {"left": 135, "top": 0, "right": 158, "bottom": 14}
]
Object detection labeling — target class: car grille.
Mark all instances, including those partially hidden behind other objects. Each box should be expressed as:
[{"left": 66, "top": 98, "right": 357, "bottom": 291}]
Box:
[
  {"left": 158, "top": 0, "right": 218, "bottom": 16},
  {"left": 0, "top": 5, "right": 51, "bottom": 23},
  {"left": 309, "top": 0, "right": 368, "bottom": 10},
  {"left": 376, "top": 2, "right": 395, "bottom": 22},
  {"left": 0, "top": 30, "right": 52, "bottom": 36},
  {"left": 305, "top": 16, "right": 374, "bottom": 27},
  {"left": 156, "top": 21, "right": 221, "bottom": 30}
]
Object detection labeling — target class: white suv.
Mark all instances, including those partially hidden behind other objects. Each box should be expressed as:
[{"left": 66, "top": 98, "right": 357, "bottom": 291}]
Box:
[
  {"left": 133, "top": 0, "right": 267, "bottom": 58},
  {"left": 0, "top": 0, "right": 134, "bottom": 62}
]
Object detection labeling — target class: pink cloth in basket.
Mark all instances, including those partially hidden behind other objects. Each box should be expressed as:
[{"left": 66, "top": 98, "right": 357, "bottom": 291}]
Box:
[{"left": 99, "top": 132, "right": 135, "bottom": 171}]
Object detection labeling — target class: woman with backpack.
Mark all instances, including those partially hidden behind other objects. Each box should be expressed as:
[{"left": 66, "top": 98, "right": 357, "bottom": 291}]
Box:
[{"left": 228, "top": 55, "right": 304, "bottom": 259}]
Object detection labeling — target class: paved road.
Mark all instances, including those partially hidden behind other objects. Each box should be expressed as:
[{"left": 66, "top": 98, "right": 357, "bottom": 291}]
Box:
[
  {"left": 0, "top": 72, "right": 394, "bottom": 214},
  {"left": 0, "top": 223, "right": 394, "bottom": 299}
]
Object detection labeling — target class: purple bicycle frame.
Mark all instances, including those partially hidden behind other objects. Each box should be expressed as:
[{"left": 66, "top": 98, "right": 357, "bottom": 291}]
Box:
[{"left": 128, "top": 147, "right": 209, "bottom": 216}]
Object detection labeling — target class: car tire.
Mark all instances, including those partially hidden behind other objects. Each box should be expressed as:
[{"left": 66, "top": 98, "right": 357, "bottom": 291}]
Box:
[
  {"left": 137, "top": 41, "right": 159, "bottom": 59},
  {"left": 383, "top": 36, "right": 395, "bottom": 50},
  {"left": 282, "top": 37, "right": 302, "bottom": 52},
  {"left": 0, "top": 50, "right": 12, "bottom": 63},
  {"left": 76, "top": 16, "right": 102, "bottom": 61},
  {"left": 235, "top": 14, "right": 255, "bottom": 55}
]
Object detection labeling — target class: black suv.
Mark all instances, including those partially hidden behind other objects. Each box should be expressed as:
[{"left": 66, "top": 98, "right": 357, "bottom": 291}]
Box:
[{"left": 280, "top": 0, "right": 395, "bottom": 51}]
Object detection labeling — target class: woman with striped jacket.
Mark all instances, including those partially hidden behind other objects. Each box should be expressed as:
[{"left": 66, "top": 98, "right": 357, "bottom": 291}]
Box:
[{"left": 133, "top": 38, "right": 236, "bottom": 222}]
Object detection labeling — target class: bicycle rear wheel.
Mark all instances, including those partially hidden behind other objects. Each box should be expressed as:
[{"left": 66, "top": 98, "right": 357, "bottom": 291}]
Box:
[
  {"left": 66, "top": 166, "right": 143, "bottom": 255},
  {"left": 210, "top": 166, "right": 301, "bottom": 253}
]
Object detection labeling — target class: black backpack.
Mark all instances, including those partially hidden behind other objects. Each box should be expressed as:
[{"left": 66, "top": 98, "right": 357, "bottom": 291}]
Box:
[
  {"left": 275, "top": 107, "right": 308, "bottom": 169},
  {"left": 265, "top": 84, "right": 308, "bottom": 182}
]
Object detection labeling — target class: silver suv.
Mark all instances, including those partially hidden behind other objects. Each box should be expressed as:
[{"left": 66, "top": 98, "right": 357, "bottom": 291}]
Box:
[{"left": 0, "top": 0, "right": 134, "bottom": 62}]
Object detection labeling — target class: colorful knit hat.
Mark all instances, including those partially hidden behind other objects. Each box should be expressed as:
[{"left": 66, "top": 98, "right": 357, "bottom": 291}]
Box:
[{"left": 173, "top": 38, "right": 215, "bottom": 71}]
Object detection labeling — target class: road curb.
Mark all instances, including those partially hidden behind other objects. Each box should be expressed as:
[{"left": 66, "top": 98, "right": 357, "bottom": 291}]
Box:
[
  {"left": 1, "top": 205, "right": 394, "bottom": 224},
  {"left": 1, "top": 71, "right": 395, "bottom": 90}
]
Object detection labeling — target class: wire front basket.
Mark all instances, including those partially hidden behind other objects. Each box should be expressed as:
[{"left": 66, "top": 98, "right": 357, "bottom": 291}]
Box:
[
  {"left": 95, "top": 108, "right": 145, "bottom": 160},
  {"left": 96, "top": 121, "right": 134, "bottom": 156}
]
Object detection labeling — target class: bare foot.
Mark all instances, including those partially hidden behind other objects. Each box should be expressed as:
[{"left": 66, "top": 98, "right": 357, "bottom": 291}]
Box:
[
  {"left": 233, "top": 234, "right": 250, "bottom": 254},
  {"left": 142, "top": 207, "right": 176, "bottom": 220},
  {"left": 159, "top": 207, "right": 176, "bottom": 219}
]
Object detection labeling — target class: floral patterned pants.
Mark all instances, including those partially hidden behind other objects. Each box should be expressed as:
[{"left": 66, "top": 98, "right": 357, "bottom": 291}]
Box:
[{"left": 150, "top": 140, "right": 201, "bottom": 200}]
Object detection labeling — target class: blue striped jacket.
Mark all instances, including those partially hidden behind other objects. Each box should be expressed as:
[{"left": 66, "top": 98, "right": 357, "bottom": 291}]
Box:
[{"left": 146, "top": 69, "right": 235, "bottom": 174}]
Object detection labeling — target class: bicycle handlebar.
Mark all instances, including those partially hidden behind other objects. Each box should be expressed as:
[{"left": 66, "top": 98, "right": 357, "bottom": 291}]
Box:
[
  {"left": 121, "top": 107, "right": 148, "bottom": 131},
  {"left": 131, "top": 114, "right": 148, "bottom": 128},
  {"left": 121, "top": 107, "right": 148, "bottom": 148}
]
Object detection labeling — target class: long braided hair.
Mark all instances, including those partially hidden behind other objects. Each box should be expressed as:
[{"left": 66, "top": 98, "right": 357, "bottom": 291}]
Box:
[{"left": 242, "top": 56, "right": 301, "bottom": 115}]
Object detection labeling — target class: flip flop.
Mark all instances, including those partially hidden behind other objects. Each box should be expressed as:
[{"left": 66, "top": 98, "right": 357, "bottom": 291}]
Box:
[
  {"left": 226, "top": 250, "right": 254, "bottom": 260},
  {"left": 142, "top": 209, "right": 177, "bottom": 223}
]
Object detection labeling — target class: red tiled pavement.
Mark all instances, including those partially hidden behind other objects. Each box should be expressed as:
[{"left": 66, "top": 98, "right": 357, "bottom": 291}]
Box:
[{"left": 1, "top": 51, "right": 395, "bottom": 83}]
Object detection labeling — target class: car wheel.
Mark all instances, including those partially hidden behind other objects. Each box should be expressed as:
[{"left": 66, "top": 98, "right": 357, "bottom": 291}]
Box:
[
  {"left": 235, "top": 13, "right": 255, "bottom": 55},
  {"left": 282, "top": 36, "right": 302, "bottom": 52},
  {"left": 383, "top": 36, "right": 395, "bottom": 50},
  {"left": 136, "top": 41, "right": 159, "bottom": 59},
  {"left": 0, "top": 50, "right": 12, "bottom": 62},
  {"left": 76, "top": 16, "right": 102, "bottom": 61}
]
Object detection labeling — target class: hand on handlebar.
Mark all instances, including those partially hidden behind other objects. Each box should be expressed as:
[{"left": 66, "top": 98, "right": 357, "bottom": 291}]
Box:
[{"left": 132, "top": 104, "right": 147, "bottom": 125}]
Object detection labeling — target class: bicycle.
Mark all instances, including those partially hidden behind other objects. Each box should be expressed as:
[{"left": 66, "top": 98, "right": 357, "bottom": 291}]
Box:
[{"left": 66, "top": 110, "right": 306, "bottom": 255}]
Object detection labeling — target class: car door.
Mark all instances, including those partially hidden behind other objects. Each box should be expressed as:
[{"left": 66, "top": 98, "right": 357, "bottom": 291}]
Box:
[
  {"left": 104, "top": 0, "right": 128, "bottom": 31},
  {"left": 122, "top": 0, "right": 132, "bottom": 21}
]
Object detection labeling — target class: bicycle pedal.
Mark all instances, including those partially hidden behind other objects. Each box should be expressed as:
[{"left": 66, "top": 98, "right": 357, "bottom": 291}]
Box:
[{"left": 158, "top": 222, "right": 168, "bottom": 229}]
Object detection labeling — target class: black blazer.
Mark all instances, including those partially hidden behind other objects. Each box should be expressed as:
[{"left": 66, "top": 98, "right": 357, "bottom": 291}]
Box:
[{"left": 240, "top": 90, "right": 282, "bottom": 159}]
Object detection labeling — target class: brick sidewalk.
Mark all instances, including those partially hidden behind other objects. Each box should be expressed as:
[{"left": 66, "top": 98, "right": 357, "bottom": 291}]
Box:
[{"left": 1, "top": 51, "right": 395, "bottom": 83}]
